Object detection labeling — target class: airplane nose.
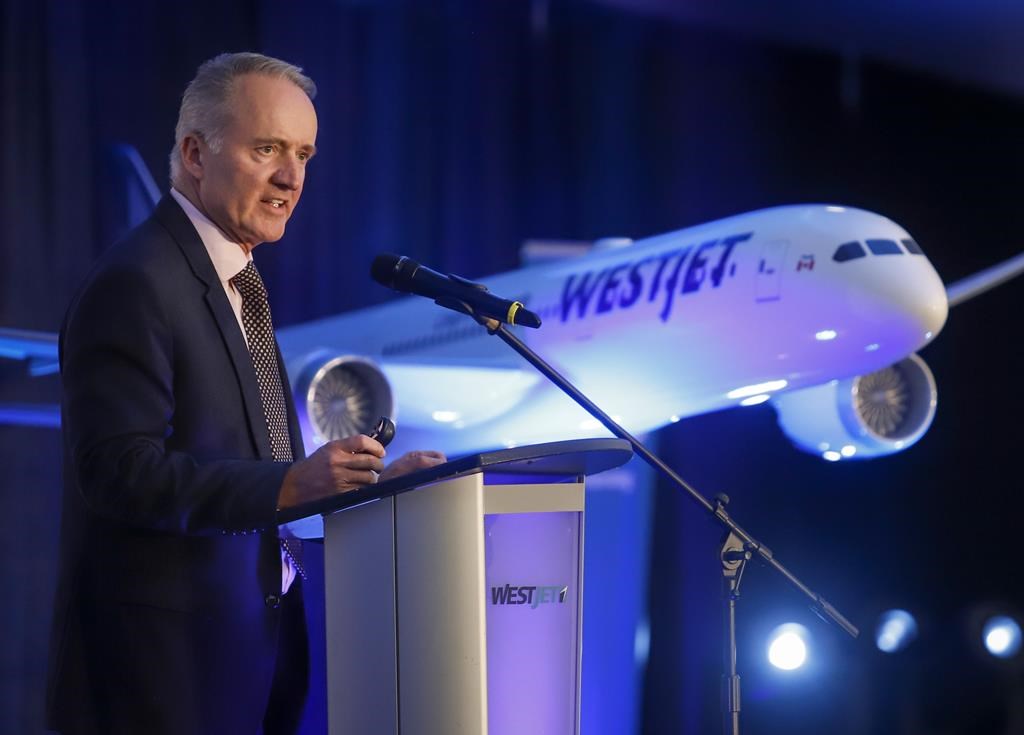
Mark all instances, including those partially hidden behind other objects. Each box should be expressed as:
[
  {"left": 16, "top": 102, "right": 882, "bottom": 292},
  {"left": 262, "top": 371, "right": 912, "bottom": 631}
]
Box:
[
  {"left": 837, "top": 250, "right": 949, "bottom": 355},
  {"left": 904, "top": 258, "right": 949, "bottom": 341}
]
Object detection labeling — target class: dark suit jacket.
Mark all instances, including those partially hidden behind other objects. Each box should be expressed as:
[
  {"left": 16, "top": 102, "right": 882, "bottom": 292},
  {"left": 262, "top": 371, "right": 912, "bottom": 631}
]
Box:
[{"left": 46, "top": 196, "right": 309, "bottom": 735}]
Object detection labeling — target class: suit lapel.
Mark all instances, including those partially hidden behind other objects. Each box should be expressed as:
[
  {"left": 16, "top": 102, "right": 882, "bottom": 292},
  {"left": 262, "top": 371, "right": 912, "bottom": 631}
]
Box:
[
  {"left": 153, "top": 196, "right": 274, "bottom": 461},
  {"left": 276, "top": 342, "right": 306, "bottom": 460}
]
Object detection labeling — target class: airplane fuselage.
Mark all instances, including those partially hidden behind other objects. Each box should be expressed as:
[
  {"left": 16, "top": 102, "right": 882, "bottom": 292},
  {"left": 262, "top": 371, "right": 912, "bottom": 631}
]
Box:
[{"left": 277, "top": 205, "right": 948, "bottom": 455}]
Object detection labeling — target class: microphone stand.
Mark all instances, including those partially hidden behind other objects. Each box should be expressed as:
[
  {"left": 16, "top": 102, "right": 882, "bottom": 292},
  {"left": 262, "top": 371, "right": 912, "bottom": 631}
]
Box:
[{"left": 452, "top": 305, "right": 858, "bottom": 735}]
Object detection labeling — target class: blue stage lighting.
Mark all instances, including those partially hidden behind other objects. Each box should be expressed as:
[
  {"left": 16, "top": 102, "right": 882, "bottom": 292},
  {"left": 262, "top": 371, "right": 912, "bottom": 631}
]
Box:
[
  {"left": 875, "top": 609, "right": 918, "bottom": 653},
  {"left": 982, "top": 616, "right": 1022, "bottom": 659},
  {"left": 767, "top": 623, "right": 810, "bottom": 671},
  {"left": 634, "top": 618, "right": 651, "bottom": 667}
]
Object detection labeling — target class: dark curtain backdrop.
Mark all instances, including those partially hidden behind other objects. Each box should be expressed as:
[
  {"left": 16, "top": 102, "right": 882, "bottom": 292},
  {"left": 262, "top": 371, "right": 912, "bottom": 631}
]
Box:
[{"left": 2, "top": 1, "right": 1024, "bottom": 733}]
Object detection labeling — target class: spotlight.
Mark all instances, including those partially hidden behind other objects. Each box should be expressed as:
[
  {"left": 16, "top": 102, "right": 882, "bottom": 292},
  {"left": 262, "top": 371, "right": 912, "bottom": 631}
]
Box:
[
  {"left": 982, "top": 616, "right": 1022, "bottom": 659},
  {"left": 875, "top": 609, "right": 918, "bottom": 653},
  {"left": 767, "top": 623, "right": 810, "bottom": 671}
]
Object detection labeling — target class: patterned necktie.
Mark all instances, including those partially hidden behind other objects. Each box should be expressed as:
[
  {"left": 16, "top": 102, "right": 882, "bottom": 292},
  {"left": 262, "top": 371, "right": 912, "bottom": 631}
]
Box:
[{"left": 230, "top": 261, "right": 306, "bottom": 580}]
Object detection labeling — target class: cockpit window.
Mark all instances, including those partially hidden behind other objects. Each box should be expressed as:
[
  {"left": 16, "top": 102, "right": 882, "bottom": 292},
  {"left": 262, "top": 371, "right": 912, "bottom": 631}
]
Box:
[
  {"left": 833, "top": 241, "right": 866, "bottom": 262},
  {"left": 901, "top": 238, "right": 924, "bottom": 255},
  {"left": 866, "top": 239, "right": 903, "bottom": 255}
]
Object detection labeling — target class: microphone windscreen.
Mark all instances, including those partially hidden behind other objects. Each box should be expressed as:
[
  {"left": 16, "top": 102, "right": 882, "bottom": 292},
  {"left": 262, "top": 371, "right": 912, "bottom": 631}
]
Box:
[{"left": 370, "top": 253, "right": 404, "bottom": 288}]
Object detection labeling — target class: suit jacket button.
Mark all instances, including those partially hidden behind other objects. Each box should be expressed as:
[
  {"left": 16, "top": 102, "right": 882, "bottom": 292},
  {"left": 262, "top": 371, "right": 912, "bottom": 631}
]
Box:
[{"left": 265, "top": 593, "right": 281, "bottom": 609}]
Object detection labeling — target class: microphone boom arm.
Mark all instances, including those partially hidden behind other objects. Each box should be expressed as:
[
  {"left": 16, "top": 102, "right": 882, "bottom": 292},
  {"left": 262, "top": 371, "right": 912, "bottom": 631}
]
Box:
[{"left": 453, "top": 301, "right": 858, "bottom": 639}]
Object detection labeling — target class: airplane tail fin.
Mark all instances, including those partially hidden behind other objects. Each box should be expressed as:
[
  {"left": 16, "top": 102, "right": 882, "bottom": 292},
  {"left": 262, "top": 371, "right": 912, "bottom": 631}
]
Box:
[{"left": 98, "top": 143, "right": 162, "bottom": 247}]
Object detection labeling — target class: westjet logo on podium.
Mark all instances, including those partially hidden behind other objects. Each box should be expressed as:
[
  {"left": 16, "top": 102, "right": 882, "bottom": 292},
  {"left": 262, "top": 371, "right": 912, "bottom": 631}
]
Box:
[{"left": 490, "top": 584, "right": 569, "bottom": 609}]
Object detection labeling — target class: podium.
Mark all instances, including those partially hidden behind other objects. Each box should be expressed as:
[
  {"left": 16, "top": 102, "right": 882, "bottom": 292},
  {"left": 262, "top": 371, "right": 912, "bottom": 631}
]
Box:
[{"left": 278, "top": 438, "right": 632, "bottom": 735}]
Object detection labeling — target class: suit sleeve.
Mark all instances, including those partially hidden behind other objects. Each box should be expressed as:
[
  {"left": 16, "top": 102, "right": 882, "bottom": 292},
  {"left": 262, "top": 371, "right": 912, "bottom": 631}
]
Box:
[{"left": 61, "top": 263, "right": 289, "bottom": 535}]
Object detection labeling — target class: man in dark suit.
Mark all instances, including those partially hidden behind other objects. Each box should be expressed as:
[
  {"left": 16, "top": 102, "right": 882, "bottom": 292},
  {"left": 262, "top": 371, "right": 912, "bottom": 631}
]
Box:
[{"left": 46, "top": 52, "right": 443, "bottom": 734}]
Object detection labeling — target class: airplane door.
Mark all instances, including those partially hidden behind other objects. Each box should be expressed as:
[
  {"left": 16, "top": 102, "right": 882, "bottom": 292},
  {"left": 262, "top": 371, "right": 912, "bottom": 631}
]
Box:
[{"left": 755, "top": 240, "right": 788, "bottom": 302}]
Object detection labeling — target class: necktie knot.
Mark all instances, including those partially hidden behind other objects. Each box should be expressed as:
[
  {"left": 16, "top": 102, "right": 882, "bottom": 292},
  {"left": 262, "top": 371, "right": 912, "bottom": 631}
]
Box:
[{"left": 230, "top": 261, "right": 266, "bottom": 301}]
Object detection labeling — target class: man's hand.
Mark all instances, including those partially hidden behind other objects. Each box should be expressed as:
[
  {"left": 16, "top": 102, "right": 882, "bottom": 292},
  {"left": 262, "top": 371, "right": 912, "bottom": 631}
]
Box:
[
  {"left": 379, "top": 450, "right": 447, "bottom": 482},
  {"left": 277, "top": 435, "right": 386, "bottom": 510}
]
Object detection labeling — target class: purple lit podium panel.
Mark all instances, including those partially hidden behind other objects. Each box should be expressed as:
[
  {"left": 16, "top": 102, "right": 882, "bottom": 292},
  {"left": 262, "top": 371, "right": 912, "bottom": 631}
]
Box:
[{"left": 279, "top": 439, "right": 632, "bottom": 735}]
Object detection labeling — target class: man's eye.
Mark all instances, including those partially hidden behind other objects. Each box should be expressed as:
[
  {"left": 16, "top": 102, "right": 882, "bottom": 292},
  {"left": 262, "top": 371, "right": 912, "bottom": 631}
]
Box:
[{"left": 258, "top": 145, "right": 275, "bottom": 155}]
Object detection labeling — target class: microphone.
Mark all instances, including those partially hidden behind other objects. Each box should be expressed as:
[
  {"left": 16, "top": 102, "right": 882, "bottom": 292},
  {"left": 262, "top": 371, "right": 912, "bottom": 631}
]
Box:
[{"left": 370, "top": 254, "right": 542, "bottom": 328}]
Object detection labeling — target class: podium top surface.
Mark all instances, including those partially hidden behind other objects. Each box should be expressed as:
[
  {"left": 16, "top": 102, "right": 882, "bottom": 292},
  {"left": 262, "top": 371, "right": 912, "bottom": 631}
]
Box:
[{"left": 277, "top": 438, "right": 632, "bottom": 525}]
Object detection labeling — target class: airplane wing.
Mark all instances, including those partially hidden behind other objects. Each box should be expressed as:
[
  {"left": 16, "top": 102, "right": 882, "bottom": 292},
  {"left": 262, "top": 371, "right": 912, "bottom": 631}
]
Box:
[
  {"left": 945, "top": 251, "right": 1024, "bottom": 307},
  {"left": 0, "top": 329, "right": 60, "bottom": 428},
  {"left": 0, "top": 403, "right": 60, "bottom": 428},
  {"left": 0, "top": 328, "right": 59, "bottom": 376}
]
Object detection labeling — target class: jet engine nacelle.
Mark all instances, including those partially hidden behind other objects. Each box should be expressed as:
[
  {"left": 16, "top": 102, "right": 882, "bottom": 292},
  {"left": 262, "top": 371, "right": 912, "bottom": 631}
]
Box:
[
  {"left": 771, "top": 354, "right": 937, "bottom": 460},
  {"left": 288, "top": 351, "right": 394, "bottom": 452}
]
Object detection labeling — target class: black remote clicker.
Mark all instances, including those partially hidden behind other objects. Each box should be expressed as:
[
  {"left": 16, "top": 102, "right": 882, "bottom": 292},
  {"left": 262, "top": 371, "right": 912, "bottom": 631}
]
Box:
[{"left": 368, "top": 416, "right": 396, "bottom": 448}]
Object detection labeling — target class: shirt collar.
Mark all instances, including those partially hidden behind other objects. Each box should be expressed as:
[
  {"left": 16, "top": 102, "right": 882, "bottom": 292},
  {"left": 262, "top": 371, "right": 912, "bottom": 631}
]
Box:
[{"left": 170, "top": 187, "right": 251, "bottom": 284}]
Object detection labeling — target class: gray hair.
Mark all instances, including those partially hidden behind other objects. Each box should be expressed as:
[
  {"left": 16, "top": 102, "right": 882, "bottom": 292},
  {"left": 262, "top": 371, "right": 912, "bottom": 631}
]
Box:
[{"left": 168, "top": 52, "right": 317, "bottom": 185}]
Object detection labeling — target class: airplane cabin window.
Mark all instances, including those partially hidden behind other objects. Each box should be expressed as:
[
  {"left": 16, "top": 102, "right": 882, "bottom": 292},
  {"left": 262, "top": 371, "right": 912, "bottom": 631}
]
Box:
[
  {"left": 866, "top": 239, "right": 903, "bottom": 255},
  {"left": 901, "top": 238, "right": 924, "bottom": 255},
  {"left": 833, "top": 241, "right": 866, "bottom": 262}
]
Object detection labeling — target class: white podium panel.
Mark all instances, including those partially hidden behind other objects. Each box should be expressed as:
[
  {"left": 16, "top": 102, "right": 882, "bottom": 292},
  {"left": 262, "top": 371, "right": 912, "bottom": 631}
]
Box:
[
  {"left": 322, "top": 496, "right": 399, "bottom": 735},
  {"left": 484, "top": 509, "right": 583, "bottom": 735},
  {"left": 323, "top": 473, "right": 585, "bottom": 735},
  {"left": 393, "top": 473, "right": 490, "bottom": 735}
]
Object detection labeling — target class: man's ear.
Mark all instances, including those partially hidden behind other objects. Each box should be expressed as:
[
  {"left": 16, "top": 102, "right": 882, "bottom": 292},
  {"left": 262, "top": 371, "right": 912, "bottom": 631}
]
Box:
[{"left": 180, "top": 135, "right": 204, "bottom": 179}]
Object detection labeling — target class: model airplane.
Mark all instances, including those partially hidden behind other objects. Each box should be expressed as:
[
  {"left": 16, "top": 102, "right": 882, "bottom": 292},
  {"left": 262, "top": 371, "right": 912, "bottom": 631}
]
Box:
[{"left": 4, "top": 205, "right": 1024, "bottom": 461}]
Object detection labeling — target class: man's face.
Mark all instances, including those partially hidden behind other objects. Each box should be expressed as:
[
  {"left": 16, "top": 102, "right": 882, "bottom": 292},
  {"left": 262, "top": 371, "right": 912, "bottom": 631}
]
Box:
[{"left": 192, "top": 74, "right": 318, "bottom": 251}]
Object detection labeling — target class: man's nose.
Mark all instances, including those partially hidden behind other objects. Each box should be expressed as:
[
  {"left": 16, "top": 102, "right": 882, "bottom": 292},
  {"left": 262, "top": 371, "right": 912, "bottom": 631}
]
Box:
[{"left": 272, "top": 158, "right": 303, "bottom": 190}]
